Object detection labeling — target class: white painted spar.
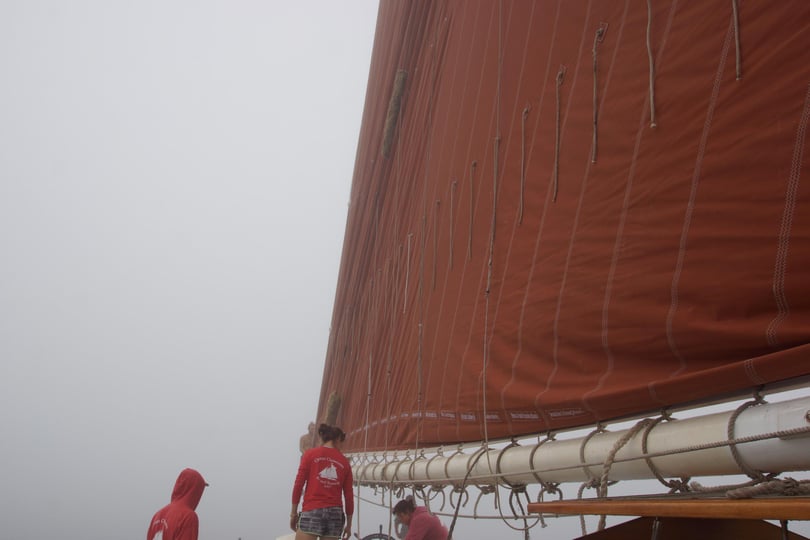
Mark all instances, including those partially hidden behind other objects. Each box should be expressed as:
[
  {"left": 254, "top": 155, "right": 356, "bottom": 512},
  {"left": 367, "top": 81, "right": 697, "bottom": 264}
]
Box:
[{"left": 351, "top": 395, "right": 810, "bottom": 487}]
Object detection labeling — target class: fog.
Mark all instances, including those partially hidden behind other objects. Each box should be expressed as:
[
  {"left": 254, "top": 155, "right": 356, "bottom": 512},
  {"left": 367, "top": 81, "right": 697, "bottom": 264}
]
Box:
[{"left": 0, "top": 2, "right": 377, "bottom": 539}]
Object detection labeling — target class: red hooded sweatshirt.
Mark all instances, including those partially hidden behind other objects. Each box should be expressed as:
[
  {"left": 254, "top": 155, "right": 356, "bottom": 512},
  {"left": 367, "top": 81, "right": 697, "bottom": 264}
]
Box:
[{"left": 147, "top": 468, "right": 207, "bottom": 540}]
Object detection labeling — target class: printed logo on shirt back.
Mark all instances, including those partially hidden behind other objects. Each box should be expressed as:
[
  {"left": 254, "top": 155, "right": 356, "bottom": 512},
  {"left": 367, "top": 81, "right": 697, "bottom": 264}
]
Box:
[
  {"left": 314, "top": 457, "right": 343, "bottom": 489},
  {"left": 319, "top": 464, "right": 338, "bottom": 481}
]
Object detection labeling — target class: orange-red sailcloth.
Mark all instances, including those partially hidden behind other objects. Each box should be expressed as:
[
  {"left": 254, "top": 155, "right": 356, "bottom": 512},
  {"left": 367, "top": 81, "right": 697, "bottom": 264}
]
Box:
[{"left": 318, "top": 0, "right": 810, "bottom": 453}]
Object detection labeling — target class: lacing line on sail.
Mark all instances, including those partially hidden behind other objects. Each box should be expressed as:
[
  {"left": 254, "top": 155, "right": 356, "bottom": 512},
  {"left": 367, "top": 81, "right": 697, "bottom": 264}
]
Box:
[
  {"left": 577, "top": 424, "right": 608, "bottom": 535},
  {"left": 355, "top": 420, "right": 810, "bottom": 488},
  {"left": 468, "top": 447, "right": 542, "bottom": 535},
  {"left": 472, "top": 485, "right": 492, "bottom": 517},
  {"left": 728, "top": 394, "right": 769, "bottom": 481},
  {"left": 641, "top": 412, "right": 691, "bottom": 493},
  {"left": 353, "top": 419, "right": 810, "bottom": 530},
  {"left": 646, "top": 0, "right": 657, "bottom": 128},
  {"left": 688, "top": 395, "right": 782, "bottom": 496},
  {"left": 447, "top": 445, "right": 489, "bottom": 538},
  {"left": 426, "top": 484, "right": 446, "bottom": 512},
  {"left": 591, "top": 419, "right": 657, "bottom": 532},
  {"left": 531, "top": 433, "right": 561, "bottom": 529},
  {"left": 423, "top": 450, "right": 443, "bottom": 484},
  {"left": 495, "top": 441, "right": 538, "bottom": 539}
]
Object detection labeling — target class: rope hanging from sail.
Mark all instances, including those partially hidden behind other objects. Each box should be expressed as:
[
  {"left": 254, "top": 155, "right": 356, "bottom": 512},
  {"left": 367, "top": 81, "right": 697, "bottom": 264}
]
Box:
[
  {"left": 553, "top": 65, "right": 566, "bottom": 201},
  {"left": 731, "top": 0, "right": 741, "bottom": 80},
  {"left": 519, "top": 104, "right": 530, "bottom": 223},
  {"left": 646, "top": 0, "right": 657, "bottom": 128},
  {"left": 467, "top": 160, "right": 476, "bottom": 260},
  {"left": 591, "top": 24, "right": 607, "bottom": 163},
  {"left": 449, "top": 179, "right": 457, "bottom": 269}
]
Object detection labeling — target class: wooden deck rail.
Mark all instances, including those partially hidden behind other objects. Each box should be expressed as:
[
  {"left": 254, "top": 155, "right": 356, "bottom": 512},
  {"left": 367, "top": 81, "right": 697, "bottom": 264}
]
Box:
[{"left": 527, "top": 497, "right": 810, "bottom": 521}]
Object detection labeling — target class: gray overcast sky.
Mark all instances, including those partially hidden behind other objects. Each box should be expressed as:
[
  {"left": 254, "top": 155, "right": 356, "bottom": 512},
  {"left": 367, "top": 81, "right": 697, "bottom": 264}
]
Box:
[{"left": 0, "top": 2, "right": 378, "bottom": 539}]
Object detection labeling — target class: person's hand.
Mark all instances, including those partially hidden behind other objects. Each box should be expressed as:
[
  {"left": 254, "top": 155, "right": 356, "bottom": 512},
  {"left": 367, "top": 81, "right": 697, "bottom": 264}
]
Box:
[
  {"left": 290, "top": 513, "right": 298, "bottom": 532},
  {"left": 342, "top": 523, "right": 351, "bottom": 539}
]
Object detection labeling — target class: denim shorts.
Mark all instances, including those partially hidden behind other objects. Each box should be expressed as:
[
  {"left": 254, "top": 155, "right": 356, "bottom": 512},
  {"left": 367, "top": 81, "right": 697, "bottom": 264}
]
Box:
[{"left": 297, "top": 506, "right": 345, "bottom": 538}]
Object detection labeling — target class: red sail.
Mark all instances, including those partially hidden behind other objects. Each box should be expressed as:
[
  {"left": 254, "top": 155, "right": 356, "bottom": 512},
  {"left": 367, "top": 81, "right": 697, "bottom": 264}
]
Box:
[{"left": 318, "top": 0, "right": 810, "bottom": 453}]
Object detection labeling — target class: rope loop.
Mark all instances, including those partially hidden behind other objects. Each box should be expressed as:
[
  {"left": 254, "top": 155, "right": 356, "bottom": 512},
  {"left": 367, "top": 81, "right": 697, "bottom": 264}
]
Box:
[
  {"left": 728, "top": 394, "right": 769, "bottom": 481},
  {"left": 579, "top": 423, "right": 606, "bottom": 481},
  {"left": 495, "top": 440, "right": 521, "bottom": 489},
  {"left": 508, "top": 487, "right": 531, "bottom": 518},
  {"left": 426, "top": 485, "right": 446, "bottom": 511},
  {"left": 472, "top": 486, "right": 494, "bottom": 517},
  {"left": 424, "top": 451, "right": 443, "bottom": 483},
  {"left": 449, "top": 484, "right": 470, "bottom": 510},
  {"left": 641, "top": 413, "right": 691, "bottom": 493},
  {"left": 537, "top": 481, "right": 563, "bottom": 502},
  {"left": 443, "top": 446, "right": 463, "bottom": 480}
]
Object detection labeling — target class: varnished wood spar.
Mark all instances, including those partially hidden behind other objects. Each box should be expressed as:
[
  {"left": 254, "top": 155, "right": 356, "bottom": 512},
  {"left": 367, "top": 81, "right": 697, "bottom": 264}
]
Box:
[
  {"left": 575, "top": 517, "right": 809, "bottom": 540},
  {"left": 527, "top": 497, "right": 810, "bottom": 521}
]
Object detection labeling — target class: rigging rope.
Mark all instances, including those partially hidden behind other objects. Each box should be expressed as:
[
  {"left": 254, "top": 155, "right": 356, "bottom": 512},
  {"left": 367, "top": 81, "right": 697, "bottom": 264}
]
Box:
[
  {"left": 641, "top": 412, "right": 691, "bottom": 493},
  {"left": 449, "top": 180, "right": 457, "bottom": 269},
  {"left": 520, "top": 104, "right": 530, "bottom": 223},
  {"left": 646, "top": 0, "right": 657, "bottom": 128},
  {"left": 553, "top": 65, "right": 566, "bottom": 201},
  {"left": 468, "top": 161, "right": 476, "bottom": 260},
  {"left": 731, "top": 0, "right": 741, "bottom": 80},
  {"left": 591, "top": 24, "right": 607, "bottom": 163}
]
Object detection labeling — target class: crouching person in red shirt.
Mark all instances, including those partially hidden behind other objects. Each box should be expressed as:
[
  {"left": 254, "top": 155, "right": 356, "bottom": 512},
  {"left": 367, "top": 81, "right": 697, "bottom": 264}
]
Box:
[{"left": 393, "top": 497, "right": 448, "bottom": 540}]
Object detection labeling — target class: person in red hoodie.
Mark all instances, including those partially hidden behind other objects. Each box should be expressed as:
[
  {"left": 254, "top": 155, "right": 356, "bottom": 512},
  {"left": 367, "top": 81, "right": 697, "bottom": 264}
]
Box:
[
  {"left": 147, "top": 468, "right": 208, "bottom": 540},
  {"left": 290, "top": 424, "right": 354, "bottom": 539},
  {"left": 393, "top": 497, "right": 448, "bottom": 540}
]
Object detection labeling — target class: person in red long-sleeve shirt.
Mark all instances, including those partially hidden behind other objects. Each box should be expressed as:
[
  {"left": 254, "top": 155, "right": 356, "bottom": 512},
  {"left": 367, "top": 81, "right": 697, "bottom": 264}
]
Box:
[
  {"left": 147, "top": 468, "right": 208, "bottom": 540},
  {"left": 393, "top": 497, "right": 448, "bottom": 540},
  {"left": 291, "top": 424, "right": 354, "bottom": 540}
]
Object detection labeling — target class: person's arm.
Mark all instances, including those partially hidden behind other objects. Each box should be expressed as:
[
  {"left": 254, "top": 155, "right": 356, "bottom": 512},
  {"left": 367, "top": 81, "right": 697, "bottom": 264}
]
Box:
[
  {"left": 290, "top": 452, "right": 310, "bottom": 531},
  {"left": 289, "top": 505, "right": 299, "bottom": 532},
  {"left": 342, "top": 512, "right": 353, "bottom": 540},
  {"left": 342, "top": 457, "right": 354, "bottom": 539}
]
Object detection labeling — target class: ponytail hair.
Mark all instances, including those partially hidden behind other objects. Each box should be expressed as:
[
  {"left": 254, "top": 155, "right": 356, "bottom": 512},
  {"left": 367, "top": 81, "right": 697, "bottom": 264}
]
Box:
[{"left": 318, "top": 423, "right": 346, "bottom": 443}]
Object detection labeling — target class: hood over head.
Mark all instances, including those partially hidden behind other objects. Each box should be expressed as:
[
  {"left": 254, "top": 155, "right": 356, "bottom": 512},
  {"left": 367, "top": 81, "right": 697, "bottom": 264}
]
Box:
[{"left": 170, "top": 468, "right": 207, "bottom": 510}]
